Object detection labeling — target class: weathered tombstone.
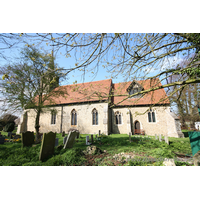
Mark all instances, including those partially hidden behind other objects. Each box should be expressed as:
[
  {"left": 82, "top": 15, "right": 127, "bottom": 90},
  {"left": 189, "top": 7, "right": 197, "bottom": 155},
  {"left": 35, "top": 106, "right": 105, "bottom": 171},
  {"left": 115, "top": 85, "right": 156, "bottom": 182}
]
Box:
[
  {"left": 86, "top": 136, "right": 90, "bottom": 145},
  {"left": 76, "top": 131, "right": 80, "bottom": 139},
  {"left": 22, "top": 131, "right": 35, "bottom": 147},
  {"left": 159, "top": 134, "right": 162, "bottom": 142},
  {"left": 98, "top": 130, "right": 101, "bottom": 136},
  {"left": 165, "top": 135, "right": 169, "bottom": 145},
  {"left": 62, "top": 131, "right": 65, "bottom": 137},
  {"left": 155, "top": 134, "right": 158, "bottom": 140},
  {"left": 39, "top": 131, "right": 56, "bottom": 161},
  {"left": 129, "top": 132, "right": 132, "bottom": 143},
  {"left": 95, "top": 135, "right": 97, "bottom": 139},
  {"left": 0, "top": 136, "right": 5, "bottom": 144},
  {"left": 8, "top": 132, "right": 12, "bottom": 137},
  {"left": 63, "top": 131, "right": 78, "bottom": 149},
  {"left": 91, "top": 134, "right": 94, "bottom": 144},
  {"left": 63, "top": 136, "right": 68, "bottom": 145},
  {"left": 55, "top": 138, "right": 59, "bottom": 147}
]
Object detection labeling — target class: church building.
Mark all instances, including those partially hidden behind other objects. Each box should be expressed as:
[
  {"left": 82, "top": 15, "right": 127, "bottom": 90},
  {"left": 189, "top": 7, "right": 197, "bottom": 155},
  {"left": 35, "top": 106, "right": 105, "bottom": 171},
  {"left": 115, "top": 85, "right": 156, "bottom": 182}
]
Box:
[{"left": 17, "top": 78, "right": 184, "bottom": 138}]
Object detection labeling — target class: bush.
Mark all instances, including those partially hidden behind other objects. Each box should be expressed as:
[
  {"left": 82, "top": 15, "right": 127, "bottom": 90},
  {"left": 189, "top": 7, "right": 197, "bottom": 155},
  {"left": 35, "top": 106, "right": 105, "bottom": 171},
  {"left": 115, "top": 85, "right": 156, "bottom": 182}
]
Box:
[{"left": 4, "top": 123, "right": 15, "bottom": 132}]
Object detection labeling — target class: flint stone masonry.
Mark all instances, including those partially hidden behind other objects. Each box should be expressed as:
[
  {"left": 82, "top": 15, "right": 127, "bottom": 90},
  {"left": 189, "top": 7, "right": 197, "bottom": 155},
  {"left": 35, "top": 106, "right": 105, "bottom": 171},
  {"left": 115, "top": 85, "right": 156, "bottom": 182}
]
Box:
[
  {"left": 83, "top": 145, "right": 103, "bottom": 155},
  {"left": 20, "top": 94, "right": 182, "bottom": 138},
  {"left": 22, "top": 131, "right": 34, "bottom": 147},
  {"left": 25, "top": 102, "right": 108, "bottom": 135},
  {"left": 39, "top": 132, "right": 56, "bottom": 161}
]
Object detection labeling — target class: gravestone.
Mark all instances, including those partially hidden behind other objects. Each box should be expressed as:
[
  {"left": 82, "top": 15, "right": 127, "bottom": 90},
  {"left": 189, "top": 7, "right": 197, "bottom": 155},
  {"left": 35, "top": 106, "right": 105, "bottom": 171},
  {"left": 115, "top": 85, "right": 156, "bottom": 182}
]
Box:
[
  {"left": 98, "top": 130, "right": 101, "bottom": 136},
  {"left": 39, "top": 131, "right": 56, "bottom": 161},
  {"left": 76, "top": 131, "right": 80, "bottom": 139},
  {"left": 86, "top": 136, "right": 90, "bottom": 145},
  {"left": 91, "top": 134, "right": 94, "bottom": 144},
  {"left": 63, "top": 131, "right": 78, "bottom": 149},
  {"left": 8, "top": 132, "right": 12, "bottom": 137},
  {"left": 165, "top": 135, "right": 169, "bottom": 145},
  {"left": 0, "top": 137, "right": 5, "bottom": 144},
  {"left": 129, "top": 132, "right": 132, "bottom": 143},
  {"left": 155, "top": 134, "right": 158, "bottom": 140},
  {"left": 62, "top": 131, "right": 65, "bottom": 137},
  {"left": 63, "top": 136, "right": 68, "bottom": 145},
  {"left": 159, "top": 134, "right": 162, "bottom": 142},
  {"left": 55, "top": 138, "right": 59, "bottom": 147},
  {"left": 22, "top": 131, "right": 35, "bottom": 147}
]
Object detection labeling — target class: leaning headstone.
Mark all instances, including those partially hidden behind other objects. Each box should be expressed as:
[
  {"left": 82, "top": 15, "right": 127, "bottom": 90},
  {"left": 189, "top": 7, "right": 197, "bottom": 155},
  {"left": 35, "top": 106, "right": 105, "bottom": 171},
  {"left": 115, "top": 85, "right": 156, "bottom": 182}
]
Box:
[
  {"left": 55, "top": 138, "right": 59, "bottom": 147},
  {"left": 91, "top": 134, "right": 94, "bottom": 144},
  {"left": 129, "top": 132, "right": 132, "bottom": 143},
  {"left": 159, "top": 134, "right": 162, "bottom": 142},
  {"left": 39, "top": 131, "right": 56, "bottom": 161},
  {"left": 63, "top": 131, "right": 78, "bottom": 149},
  {"left": 63, "top": 136, "right": 68, "bottom": 145},
  {"left": 155, "top": 134, "right": 158, "bottom": 140},
  {"left": 165, "top": 135, "right": 169, "bottom": 145},
  {"left": 22, "top": 131, "right": 34, "bottom": 147}
]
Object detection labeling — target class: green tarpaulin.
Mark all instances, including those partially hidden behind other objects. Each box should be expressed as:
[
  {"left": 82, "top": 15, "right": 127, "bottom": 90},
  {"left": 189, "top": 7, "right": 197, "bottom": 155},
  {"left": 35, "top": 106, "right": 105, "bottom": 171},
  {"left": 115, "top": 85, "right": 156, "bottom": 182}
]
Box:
[{"left": 188, "top": 131, "right": 200, "bottom": 156}]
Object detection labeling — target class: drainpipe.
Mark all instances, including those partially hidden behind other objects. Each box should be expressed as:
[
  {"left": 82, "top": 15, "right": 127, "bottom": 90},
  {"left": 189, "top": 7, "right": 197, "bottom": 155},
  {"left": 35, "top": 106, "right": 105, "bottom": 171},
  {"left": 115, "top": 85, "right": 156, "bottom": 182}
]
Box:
[{"left": 60, "top": 105, "right": 63, "bottom": 133}]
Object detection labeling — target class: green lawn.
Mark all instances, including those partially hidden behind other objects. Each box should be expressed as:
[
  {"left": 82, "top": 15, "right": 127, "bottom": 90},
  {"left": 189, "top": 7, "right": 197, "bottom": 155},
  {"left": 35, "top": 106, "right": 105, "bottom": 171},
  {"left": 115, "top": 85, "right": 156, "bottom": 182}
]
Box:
[{"left": 0, "top": 132, "right": 193, "bottom": 166}]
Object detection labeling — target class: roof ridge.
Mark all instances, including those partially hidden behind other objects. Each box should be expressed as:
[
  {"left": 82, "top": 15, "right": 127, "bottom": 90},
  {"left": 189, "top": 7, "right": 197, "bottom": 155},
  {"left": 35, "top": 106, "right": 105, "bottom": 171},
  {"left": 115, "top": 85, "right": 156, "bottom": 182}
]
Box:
[{"left": 60, "top": 78, "right": 112, "bottom": 87}]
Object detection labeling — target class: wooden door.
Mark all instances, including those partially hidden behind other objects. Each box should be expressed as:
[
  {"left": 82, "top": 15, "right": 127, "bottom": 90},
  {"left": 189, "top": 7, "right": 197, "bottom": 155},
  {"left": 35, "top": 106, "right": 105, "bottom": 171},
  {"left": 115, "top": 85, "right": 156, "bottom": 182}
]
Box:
[{"left": 134, "top": 121, "right": 140, "bottom": 134}]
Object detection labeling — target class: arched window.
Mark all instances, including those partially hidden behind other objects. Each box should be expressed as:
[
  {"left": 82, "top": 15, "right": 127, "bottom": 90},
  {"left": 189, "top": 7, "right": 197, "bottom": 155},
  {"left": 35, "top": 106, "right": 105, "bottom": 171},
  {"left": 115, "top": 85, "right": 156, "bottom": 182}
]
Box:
[
  {"left": 92, "top": 108, "right": 98, "bottom": 125},
  {"left": 51, "top": 110, "right": 56, "bottom": 124},
  {"left": 148, "top": 109, "right": 156, "bottom": 122},
  {"left": 71, "top": 109, "right": 77, "bottom": 125},
  {"left": 115, "top": 111, "right": 122, "bottom": 124}
]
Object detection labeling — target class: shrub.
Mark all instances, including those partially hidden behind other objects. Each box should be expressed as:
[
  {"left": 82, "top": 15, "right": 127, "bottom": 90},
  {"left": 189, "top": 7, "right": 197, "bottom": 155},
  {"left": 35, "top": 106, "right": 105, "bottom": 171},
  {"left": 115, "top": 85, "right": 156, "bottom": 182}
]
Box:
[{"left": 4, "top": 122, "right": 15, "bottom": 132}]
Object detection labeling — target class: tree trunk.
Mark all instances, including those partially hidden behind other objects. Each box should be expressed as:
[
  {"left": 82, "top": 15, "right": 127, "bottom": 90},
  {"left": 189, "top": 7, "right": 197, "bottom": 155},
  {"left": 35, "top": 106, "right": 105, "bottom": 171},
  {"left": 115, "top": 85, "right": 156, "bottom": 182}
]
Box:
[{"left": 35, "top": 108, "right": 41, "bottom": 142}]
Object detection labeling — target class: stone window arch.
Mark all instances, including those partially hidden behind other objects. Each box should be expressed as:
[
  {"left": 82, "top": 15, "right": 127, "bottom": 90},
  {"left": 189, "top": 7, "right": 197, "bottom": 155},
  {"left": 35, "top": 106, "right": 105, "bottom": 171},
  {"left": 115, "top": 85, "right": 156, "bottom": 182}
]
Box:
[
  {"left": 148, "top": 109, "right": 156, "bottom": 123},
  {"left": 71, "top": 109, "right": 77, "bottom": 125},
  {"left": 115, "top": 111, "right": 122, "bottom": 124},
  {"left": 92, "top": 108, "right": 98, "bottom": 125},
  {"left": 51, "top": 110, "right": 57, "bottom": 124}
]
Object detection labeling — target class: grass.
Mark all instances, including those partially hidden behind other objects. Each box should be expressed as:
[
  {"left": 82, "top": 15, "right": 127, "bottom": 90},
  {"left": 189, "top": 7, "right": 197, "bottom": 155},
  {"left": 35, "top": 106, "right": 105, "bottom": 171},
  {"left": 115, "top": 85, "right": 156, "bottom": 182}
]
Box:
[{"left": 0, "top": 132, "right": 194, "bottom": 166}]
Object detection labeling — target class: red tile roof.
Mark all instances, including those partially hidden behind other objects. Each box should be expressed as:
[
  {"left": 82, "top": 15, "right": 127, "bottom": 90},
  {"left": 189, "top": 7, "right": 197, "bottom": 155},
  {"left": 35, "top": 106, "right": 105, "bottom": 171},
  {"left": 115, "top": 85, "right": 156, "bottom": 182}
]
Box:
[
  {"left": 112, "top": 78, "right": 170, "bottom": 106},
  {"left": 44, "top": 79, "right": 112, "bottom": 105},
  {"left": 42, "top": 78, "right": 170, "bottom": 106}
]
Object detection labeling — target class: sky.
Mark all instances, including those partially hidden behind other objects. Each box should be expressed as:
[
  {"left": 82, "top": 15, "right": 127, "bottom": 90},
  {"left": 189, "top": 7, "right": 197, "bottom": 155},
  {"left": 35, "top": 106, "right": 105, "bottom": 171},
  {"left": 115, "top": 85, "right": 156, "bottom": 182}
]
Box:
[{"left": 0, "top": 33, "right": 193, "bottom": 116}]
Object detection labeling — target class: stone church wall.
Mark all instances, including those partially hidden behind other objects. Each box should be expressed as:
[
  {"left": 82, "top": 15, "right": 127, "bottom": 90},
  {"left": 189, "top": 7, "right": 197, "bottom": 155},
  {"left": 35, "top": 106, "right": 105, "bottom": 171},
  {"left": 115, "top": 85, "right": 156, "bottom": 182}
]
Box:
[
  {"left": 112, "top": 106, "right": 173, "bottom": 136},
  {"left": 25, "top": 102, "right": 109, "bottom": 135}
]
